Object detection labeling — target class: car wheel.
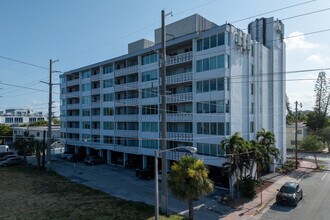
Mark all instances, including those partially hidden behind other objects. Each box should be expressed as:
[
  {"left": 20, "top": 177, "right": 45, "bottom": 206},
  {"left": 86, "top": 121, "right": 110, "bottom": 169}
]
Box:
[
  {"left": 294, "top": 199, "right": 298, "bottom": 207},
  {"left": 300, "top": 192, "right": 303, "bottom": 200}
]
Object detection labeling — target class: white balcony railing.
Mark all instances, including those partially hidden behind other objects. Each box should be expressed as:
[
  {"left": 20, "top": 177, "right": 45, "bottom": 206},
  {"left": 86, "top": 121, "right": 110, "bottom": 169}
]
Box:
[
  {"left": 167, "top": 113, "right": 193, "bottom": 122},
  {"left": 163, "top": 132, "right": 193, "bottom": 142},
  {"left": 115, "top": 98, "right": 139, "bottom": 106},
  {"left": 166, "top": 92, "right": 193, "bottom": 103},
  {"left": 114, "top": 65, "right": 138, "bottom": 77},
  {"left": 114, "top": 81, "right": 139, "bottom": 92},
  {"left": 166, "top": 51, "right": 193, "bottom": 66},
  {"left": 166, "top": 72, "right": 192, "bottom": 85}
]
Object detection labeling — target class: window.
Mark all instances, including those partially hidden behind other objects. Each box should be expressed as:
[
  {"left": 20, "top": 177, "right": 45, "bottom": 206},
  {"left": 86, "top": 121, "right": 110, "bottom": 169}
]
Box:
[
  {"left": 226, "top": 122, "right": 230, "bottom": 135},
  {"left": 82, "top": 83, "right": 91, "bottom": 91},
  {"left": 210, "top": 79, "right": 217, "bottom": 91},
  {"left": 203, "top": 80, "right": 209, "bottom": 93},
  {"left": 204, "top": 123, "right": 209, "bottom": 134},
  {"left": 103, "top": 64, "right": 113, "bottom": 74},
  {"left": 203, "top": 102, "right": 209, "bottom": 113},
  {"left": 217, "top": 78, "right": 224, "bottom": 91},
  {"left": 197, "top": 102, "right": 203, "bottom": 114},
  {"left": 103, "top": 93, "right": 114, "bottom": 102},
  {"left": 142, "top": 88, "right": 157, "bottom": 98},
  {"left": 142, "top": 105, "right": 158, "bottom": 115},
  {"left": 103, "top": 107, "right": 114, "bottom": 116},
  {"left": 103, "top": 79, "right": 114, "bottom": 88},
  {"left": 142, "top": 139, "right": 158, "bottom": 149},
  {"left": 196, "top": 60, "right": 203, "bottom": 72},
  {"left": 210, "top": 35, "right": 217, "bottom": 47},
  {"left": 251, "top": 45, "right": 255, "bottom": 57},
  {"left": 251, "top": 83, "right": 254, "bottom": 95},
  {"left": 142, "top": 122, "right": 158, "bottom": 132},
  {"left": 250, "top": 122, "right": 254, "bottom": 133},
  {"left": 210, "top": 57, "right": 217, "bottom": 70},
  {"left": 142, "top": 53, "right": 157, "bottom": 65},
  {"left": 225, "top": 100, "right": 230, "bottom": 113},
  {"left": 197, "top": 39, "right": 203, "bottom": 51},
  {"left": 82, "top": 96, "right": 90, "bottom": 105},
  {"left": 218, "top": 32, "right": 225, "bottom": 45},
  {"left": 82, "top": 70, "right": 90, "bottom": 79},
  {"left": 104, "top": 136, "right": 114, "bottom": 144},
  {"left": 210, "top": 123, "right": 217, "bottom": 135},
  {"left": 217, "top": 123, "right": 225, "bottom": 135},
  {"left": 196, "top": 55, "right": 228, "bottom": 73},
  {"left": 196, "top": 81, "right": 202, "bottom": 93},
  {"left": 197, "top": 123, "right": 202, "bottom": 134},
  {"left": 217, "top": 55, "right": 225, "bottom": 68},
  {"left": 251, "top": 102, "right": 254, "bottom": 114},
  {"left": 203, "top": 37, "right": 210, "bottom": 50},
  {"left": 82, "top": 109, "right": 90, "bottom": 116},
  {"left": 217, "top": 100, "right": 224, "bottom": 113},
  {"left": 210, "top": 101, "right": 216, "bottom": 113},
  {"left": 103, "top": 122, "right": 114, "bottom": 130},
  {"left": 142, "top": 69, "right": 158, "bottom": 82},
  {"left": 251, "top": 64, "right": 255, "bottom": 76},
  {"left": 82, "top": 122, "right": 90, "bottom": 129},
  {"left": 203, "top": 58, "right": 209, "bottom": 71}
]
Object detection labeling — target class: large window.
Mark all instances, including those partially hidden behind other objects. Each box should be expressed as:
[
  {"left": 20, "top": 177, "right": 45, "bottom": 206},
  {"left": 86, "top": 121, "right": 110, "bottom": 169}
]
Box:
[
  {"left": 103, "top": 122, "right": 114, "bottom": 130},
  {"left": 82, "top": 83, "right": 91, "bottom": 91},
  {"left": 142, "top": 122, "right": 158, "bottom": 132},
  {"left": 81, "top": 70, "right": 90, "bottom": 79},
  {"left": 103, "top": 79, "right": 114, "bottom": 88},
  {"left": 197, "top": 122, "right": 230, "bottom": 135},
  {"left": 196, "top": 55, "right": 229, "bottom": 72},
  {"left": 196, "top": 32, "right": 229, "bottom": 52},
  {"left": 82, "top": 109, "right": 90, "bottom": 116},
  {"left": 103, "top": 107, "right": 114, "bottom": 116},
  {"left": 103, "top": 136, "right": 114, "bottom": 144},
  {"left": 142, "top": 53, "right": 157, "bottom": 65},
  {"left": 142, "top": 105, "right": 158, "bottom": 115},
  {"left": 103, "top": 64, "right": 113, "bottom": 74},
  {"left": 142, "top": 69, "right": 158, "bottom": 82},
  {"left": 103, "top": 93, "right": 114, "bottom": 102},
  {"left": 196, "top": 77, "right": 225, "bottom": 93},
  {"left": 142, "top": 88, "right": 157, "bottom": 98},
  {"left": 82, "top": 96, "right": 90, "bottom": 105},
  {"left": 82, "top": 122, "right": 90, "bottom": 129},
  {"left": 196, "top": 142, "right": 224, "bottom": 156},
  {"left": 142, "top": 139, "right": 158, "bottom": 149},
  {"left": 196, "top": 100, "right": 228, "bottom": 114}
]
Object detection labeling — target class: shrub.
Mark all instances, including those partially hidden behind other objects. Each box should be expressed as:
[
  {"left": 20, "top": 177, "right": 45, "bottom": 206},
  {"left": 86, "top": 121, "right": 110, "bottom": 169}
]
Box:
[{"left": 241, "top": 176, "right": 257, "bottom": 199}]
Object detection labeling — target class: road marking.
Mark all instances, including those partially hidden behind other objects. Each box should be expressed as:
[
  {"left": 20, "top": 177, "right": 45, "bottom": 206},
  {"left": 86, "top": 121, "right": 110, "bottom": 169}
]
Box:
[{"left": 321, "top": 173, "right": 328, "bottom": 181}]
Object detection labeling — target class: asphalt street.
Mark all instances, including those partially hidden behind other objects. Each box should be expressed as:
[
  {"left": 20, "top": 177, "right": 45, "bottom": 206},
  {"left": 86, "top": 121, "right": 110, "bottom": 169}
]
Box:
[
  {"left": 259, "top": 162, "right": 330, "bottom": 220},
  {"left": 27, "top": 156, "right": 233, "bottom": 220}
]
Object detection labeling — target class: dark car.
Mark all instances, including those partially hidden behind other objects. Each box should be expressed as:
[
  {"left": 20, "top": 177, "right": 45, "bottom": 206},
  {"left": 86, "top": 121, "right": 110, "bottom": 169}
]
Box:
[
  {"left": 84, "top": 155, "right": 106, "bottom": 165},
  {"left": 70, "top": 153, "right": 85, "bottom": 162},
  {"left": 136, "top": 168, "right": 154, "bottom": 180},
  {"left": 0, "top": 156, "right": 23, "bottom": 167},
  {"left": 276, "top": 182, "right": 303, "bottom": 206},
  {"left": 0, "top": 151, "right": 14, "bottom": 159}
]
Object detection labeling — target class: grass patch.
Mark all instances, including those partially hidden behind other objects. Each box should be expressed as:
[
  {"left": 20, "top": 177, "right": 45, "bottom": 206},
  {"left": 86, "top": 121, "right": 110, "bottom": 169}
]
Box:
[{"left": 0, "top": 165, "right": 185, "bottom": 220}]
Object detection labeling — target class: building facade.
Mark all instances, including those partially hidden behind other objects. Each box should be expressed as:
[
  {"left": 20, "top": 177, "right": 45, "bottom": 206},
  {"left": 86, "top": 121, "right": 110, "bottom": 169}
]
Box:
[
  {"left": 286, "top": 122, "right": 307, "bottom": 150},
  {"left": 0, "top": 109, "right": 46, "bottom": 126},
  {"left": 60, "top": 14, "right": 286, "bottom": 185}
]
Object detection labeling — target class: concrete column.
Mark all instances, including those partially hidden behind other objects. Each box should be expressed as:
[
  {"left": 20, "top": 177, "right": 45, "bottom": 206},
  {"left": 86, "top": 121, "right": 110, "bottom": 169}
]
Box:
[
  {"left": 107, "top": 150, "right": 112, "bottom": 164},
  {"left": 124, "top": 153, "right": 128, "bottom": 167},
  {"left": 142, "top": 155, "right": 148, "bottom": 169}
]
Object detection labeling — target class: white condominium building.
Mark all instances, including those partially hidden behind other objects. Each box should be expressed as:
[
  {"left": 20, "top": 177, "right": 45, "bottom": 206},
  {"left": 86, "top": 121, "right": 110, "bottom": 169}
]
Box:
[{"left": 60, "top": 14, "right": 286, "bottom": 187}]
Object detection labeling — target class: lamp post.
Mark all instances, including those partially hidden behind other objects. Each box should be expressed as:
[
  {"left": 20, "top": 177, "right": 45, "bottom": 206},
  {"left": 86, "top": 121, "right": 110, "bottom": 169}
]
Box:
[{"left": 154, "top": 146, "right": 197, "bottom": 220}]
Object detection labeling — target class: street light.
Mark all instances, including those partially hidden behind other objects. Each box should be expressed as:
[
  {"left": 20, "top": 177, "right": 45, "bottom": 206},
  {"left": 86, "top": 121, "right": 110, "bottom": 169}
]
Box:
[{"left": 154, "top": 146, "right": 197, "bottom": 220}]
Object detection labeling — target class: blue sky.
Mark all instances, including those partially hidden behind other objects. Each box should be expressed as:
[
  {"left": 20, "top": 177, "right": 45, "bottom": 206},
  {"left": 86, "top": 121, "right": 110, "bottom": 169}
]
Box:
[{"left": 0, "top": 0, "right": 330, "bottom": 115}]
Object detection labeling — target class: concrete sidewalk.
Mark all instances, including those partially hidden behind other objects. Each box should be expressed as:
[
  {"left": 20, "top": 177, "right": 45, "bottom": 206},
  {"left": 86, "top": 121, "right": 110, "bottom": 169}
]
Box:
[{"left": 222, "top": 160, "right": 316, "bottom": 220}]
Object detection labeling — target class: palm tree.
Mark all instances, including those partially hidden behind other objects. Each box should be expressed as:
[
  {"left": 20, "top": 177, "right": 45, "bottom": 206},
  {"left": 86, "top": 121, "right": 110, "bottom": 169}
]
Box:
[
  {"left": 255, "top": 129, "right": 279, "bottom": 178},
  {"left": 220, "top": 132, "right": 251, "bottom": 197},
  {"left": 168, "top": 156, "right": 214, "bottom": 220}
]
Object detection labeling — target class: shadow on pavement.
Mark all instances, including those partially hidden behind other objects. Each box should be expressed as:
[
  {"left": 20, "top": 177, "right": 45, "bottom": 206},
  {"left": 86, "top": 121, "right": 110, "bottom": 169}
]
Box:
[{"left": 269, "top": 202, "right": 295, "bottom": 212}]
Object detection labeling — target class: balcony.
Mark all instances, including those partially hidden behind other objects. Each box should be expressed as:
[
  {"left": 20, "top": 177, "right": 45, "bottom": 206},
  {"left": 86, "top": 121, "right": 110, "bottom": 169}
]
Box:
[
  {"left": 114, "top": 145, "right": 140, "bottom": 154},
  {"left": 115, "top": 130, "right": 139, "bottom": 138},
  {"left": 166, "top": 72, "right": 192, "bottom": 85},
  {"left": 66, "top": 78, "right": 80, "bottom": 87},
  {"left": 91, "top": 88, "right": 100, "bottom": 95},
  {"left": 114, "top": 81, "right": 138, "bottom": 92},
  {"left": 167, "top": 113, "right": 193, "bottom": 122},
  {"left": 164, "top": 132, "right": 193, "bottom": 142},
  {"left": 166, "top": 92, "right": 193, "bottom": 103},
  {"left": 66, "top": 91, "right": 80, "bottom": 98},
  {"left": 66, "top": 128, "right": 80, "bottom": 133},
  {"left": 115, "top": 114, "right": 139, "bottom": 122},
  {"left": 114, "top": 65, "right": 138, "bottom": 77},
  {"left": 166, "top": 51, "right": 193, "bottom": 66},
  {"left": 115, "top": 98, "right": 139, "bottom": 106},
  {"left": 66, "top": 116, "right": 80, "bottom": 121},
  {"left": 66, "top": 103, "right": 80, "bottom": 110}
]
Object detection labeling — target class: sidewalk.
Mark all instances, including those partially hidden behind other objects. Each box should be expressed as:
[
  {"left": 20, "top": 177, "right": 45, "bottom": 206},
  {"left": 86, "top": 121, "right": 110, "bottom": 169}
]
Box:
[{"left": 221, "top": 160, "right": 316, "bottom": 220}]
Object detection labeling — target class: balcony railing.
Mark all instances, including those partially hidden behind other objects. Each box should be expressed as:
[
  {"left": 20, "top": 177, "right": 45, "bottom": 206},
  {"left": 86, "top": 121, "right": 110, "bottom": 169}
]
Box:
[
  {"left": 114, "top": 145, "right": 140, "bottom": 154},
  {"left": 166, "top": 51, "right": 193, "bottom": 66},
  {"left": 115, "top": 114, "right": 139, "bottom": 122},
  {"left": 114, "top": 65, "right": 138, "bottom": 77},
  {"left": 114, "top": 81, "right": 139, "bottom": 92},
  {"left": 167, "top": 113, "right": 193, "bottom": 122},
  {"left": 166, "top": 72, "right": 192, "bottom": 85},
  {"left": 115, "top": 98, "right": 139, "bottom": 106},
  {"left": 166, "top": 92, "right": 193, "bottom": 103},
  {"left": 163, "top": 132, "right": 193, "bottom": 142},
  {"left": 115, "top": 130, "right": 139, "bottom": 138},
  {"left": 66, "top": 103, "right": 80, "bottom": 110}
]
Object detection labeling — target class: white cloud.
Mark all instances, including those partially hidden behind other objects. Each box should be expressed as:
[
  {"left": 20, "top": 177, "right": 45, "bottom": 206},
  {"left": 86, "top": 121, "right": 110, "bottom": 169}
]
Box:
[
  {"left": 306, "top": 54, "right": 330, "bottom": 64},
  {"left": 285, "top": 32, "right": 319, "bottom": 51}
]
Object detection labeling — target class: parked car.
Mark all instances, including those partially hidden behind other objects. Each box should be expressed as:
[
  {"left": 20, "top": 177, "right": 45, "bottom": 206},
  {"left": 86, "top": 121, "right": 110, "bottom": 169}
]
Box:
[
  {"left": 276, "top": 182, "right": 303, "bottom": 206},
  {"left": 84, "top": 155, "right": 106, "bottom": 165},
  {"left": 136, "top": 168, "right": 154, "bottom": 180},
  {"left": 61, "top": 152, "right": 73, "bottom": 160},
  {"left": 0, "top": 156, "right": 23, "bottom": 167},
  {"left": 70, "top": 153, "right": 85, "bottom": 162},
  {"left": 0, "top": 151, "right": 14, "bottom": 159},
  {"left": 0, "top": 154, "right": 17, "bottom": 160}
]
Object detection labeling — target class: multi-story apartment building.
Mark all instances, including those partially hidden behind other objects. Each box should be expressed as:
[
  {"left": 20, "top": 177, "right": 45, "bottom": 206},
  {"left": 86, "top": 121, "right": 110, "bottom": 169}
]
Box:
[
  {"left": 60, "top": 14, "right": 286, "bottom": 187},
  {"left": 0, "top": 108, "right": 46, "bottom": 126}
]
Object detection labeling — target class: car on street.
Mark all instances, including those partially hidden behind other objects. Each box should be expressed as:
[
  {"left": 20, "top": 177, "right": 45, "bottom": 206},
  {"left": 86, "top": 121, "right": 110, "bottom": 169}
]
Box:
[
  {"left": 276, "top": 182, "right": 303, "bottom": 206},
  {"left": 0, "top": 151, "right": 14, "bottom": 159},
  {"left": 0, "top": 156, "right": 23, "bottom": 167},
  {"left": 61, "top": 151, "right": 73, "bottom": 160},
  {"left": 70, "top": 153, "right": 85, "bottom": 162},
  {"left": 84, "top": 155, "right": 106, "bottom": 165},
  {"left": 136, "top": 168, "right": 154, "bottom": 180}
]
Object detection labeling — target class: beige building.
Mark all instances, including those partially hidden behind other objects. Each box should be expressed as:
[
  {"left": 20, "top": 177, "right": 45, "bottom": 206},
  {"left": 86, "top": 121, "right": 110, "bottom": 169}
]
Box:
[{"left": 286, "top": 122, "right": 307, "bottom": 150}]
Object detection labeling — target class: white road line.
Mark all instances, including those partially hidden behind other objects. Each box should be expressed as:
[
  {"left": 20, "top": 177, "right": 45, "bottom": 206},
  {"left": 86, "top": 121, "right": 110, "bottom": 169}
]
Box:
[{"left": 321, "top": 173, "right": 328, "bottom": 181}]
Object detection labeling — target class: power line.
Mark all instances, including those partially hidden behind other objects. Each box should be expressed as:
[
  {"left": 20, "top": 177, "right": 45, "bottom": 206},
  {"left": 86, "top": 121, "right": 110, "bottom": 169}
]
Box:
[{"left": 0, "top": 55, "right": 48, "bottom": 70}]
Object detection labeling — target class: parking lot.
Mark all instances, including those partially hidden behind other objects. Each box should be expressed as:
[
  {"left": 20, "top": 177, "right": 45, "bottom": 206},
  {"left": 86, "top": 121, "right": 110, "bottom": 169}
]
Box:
[{"left": 27, "top": 155, "right": 232, "bottom": 219}]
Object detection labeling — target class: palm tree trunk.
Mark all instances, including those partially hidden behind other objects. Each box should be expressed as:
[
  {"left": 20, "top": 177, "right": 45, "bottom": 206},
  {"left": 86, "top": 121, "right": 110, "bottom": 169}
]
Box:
[
  {"left": 314, "top": 154, "right": 319, "bottom": 168},
  {"left": 188, "top": 199, "right": 194, "bottom": 220}
]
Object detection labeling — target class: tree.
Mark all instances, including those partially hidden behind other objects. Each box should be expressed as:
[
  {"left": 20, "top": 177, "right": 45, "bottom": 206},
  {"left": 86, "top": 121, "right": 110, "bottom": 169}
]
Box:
[
  {"left": 299, "top": 135, "right": 326, "bottom": 168},
  {"left": 220, "top": 132, "right": 251, "bottom": 197},
  {"left": 168, "top": 156, "right": 214, "bottom": 220},
  {"left": 316, "top": 126, "right": 330, "bottom": 152},
  {"left": 0, "top": 124, "right": 12, "bottom": 144},
  {"left": 12, "top": 131, "right": 32, "bottom": 163},
  {"left": 307, "top": 72, "right": 330, "bottom": 131}
]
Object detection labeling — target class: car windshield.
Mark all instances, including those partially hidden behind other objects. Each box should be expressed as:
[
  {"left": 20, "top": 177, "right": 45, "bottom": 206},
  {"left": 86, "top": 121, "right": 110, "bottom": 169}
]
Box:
[{"left": 280, "top": 185, "right": 296, "bottom": 193}]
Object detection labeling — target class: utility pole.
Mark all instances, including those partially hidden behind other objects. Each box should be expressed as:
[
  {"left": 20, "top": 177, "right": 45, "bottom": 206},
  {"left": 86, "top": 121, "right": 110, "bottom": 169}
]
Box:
[
  {"left": 161, "top": 9, "right": 168, "bottom": 215},
  {"left": 47, "top": 59, "right": 53, "bottom": 171},
  {"left": 294, "top": 101, "right": 302, "bottom": 169}
]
